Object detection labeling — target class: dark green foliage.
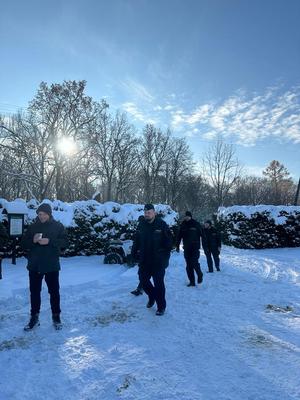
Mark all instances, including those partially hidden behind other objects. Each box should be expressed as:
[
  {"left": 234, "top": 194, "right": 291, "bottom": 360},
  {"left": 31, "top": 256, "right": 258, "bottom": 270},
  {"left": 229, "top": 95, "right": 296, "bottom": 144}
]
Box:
[{"left": 217, "top": 208, "right": 300, "bottom": 249}]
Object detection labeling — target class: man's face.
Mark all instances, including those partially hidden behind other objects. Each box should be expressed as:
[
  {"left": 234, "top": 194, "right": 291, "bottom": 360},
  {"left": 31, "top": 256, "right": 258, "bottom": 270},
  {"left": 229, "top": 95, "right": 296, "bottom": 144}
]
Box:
[
  {"left": 38, "top": 211, "right": 50, "bottom": 223},
  {"left": 204, "top": 223, "right": 211, "bottom": 229},
  {"left": 184, "top": 216, "right": 191, "bottom": 222},
  {"left": 144, "top": 209, "right": 155, "bottom": 222}
]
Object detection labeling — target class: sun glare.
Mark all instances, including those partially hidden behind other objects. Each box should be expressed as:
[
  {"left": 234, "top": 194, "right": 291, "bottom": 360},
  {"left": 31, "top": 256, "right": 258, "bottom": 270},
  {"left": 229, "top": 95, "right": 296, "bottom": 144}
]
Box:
[{"left": 56, "top": 137, "right": 77, "bottom": 156}]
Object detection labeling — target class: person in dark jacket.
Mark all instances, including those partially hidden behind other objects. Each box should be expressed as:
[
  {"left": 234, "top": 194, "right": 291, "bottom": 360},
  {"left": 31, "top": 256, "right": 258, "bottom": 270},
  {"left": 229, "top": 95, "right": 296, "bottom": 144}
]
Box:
[
  {"left": 131, "top": 204, "right": 173, "bottom": 316},
  {"left": 203, "top": 220, "right": 221, "bottom": 272},
  {"left": 176, "top": 211, "right": 204, "bottom": 286},
  {"left": 21, "top": 203, "right": 68, "bottom": 330},
  {"left": 0, "top": 222, "right": 9, "bottom": 280}
]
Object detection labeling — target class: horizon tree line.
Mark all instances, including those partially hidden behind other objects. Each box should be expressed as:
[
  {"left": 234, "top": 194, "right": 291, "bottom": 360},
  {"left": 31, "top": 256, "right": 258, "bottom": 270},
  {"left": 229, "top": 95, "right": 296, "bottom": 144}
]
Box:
[{"left": 0, "top": 80, "right": 298, "bottom": 220}]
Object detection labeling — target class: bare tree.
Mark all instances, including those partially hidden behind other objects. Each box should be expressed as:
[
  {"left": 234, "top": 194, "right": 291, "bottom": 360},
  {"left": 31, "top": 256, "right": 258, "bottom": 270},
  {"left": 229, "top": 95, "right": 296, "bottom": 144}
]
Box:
[
  {"left": 138, "top": 125, "right": 170, "bottom": 203},
  {"left": 161, "top": 137, "right": 194, "bottom": 208},
  {"left": 203, "top": 138, "right": 242, "bottom": 207},
  {"left": 176, "top": 174, "right": 214, "bottom": 220},
  {"left": 233, "top": 176, "right": 271, "bottom": 205},
  {"left": 28, "top": 80, "right": 107, "bottom": 200},
  {"left": 89, "top": 112, "right": 139, "bottom": 202}
]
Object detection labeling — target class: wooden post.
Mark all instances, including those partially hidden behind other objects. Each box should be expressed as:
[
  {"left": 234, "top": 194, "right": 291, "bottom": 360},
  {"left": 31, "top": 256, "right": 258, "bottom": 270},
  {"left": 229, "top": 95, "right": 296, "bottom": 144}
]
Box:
[{"left": 12, "top": 237, "right": 17, "bottom": 265}]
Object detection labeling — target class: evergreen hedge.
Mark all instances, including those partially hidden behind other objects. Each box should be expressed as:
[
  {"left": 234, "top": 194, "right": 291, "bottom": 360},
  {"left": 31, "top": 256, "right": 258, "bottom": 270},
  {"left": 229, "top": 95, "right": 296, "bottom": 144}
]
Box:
[
  {"left": 216, "top": 205, "right": 300, "bottom": 249},
  {"left": 0, "top": 199, "right": 178, "bottom": 258}
]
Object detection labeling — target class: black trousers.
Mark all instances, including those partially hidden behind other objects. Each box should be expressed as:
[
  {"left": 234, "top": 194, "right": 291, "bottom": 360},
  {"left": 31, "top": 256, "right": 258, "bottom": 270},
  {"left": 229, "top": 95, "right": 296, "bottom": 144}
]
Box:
[
  {"left": 184, "top": 248, "right": 203, "bottom": 284},
  {"left": 139, "top": 267, "right": 166, "bottom": 311},
  {"left": 205, "top": 250, "right": 220, "bottom": 272},
  {"left": 29, "top": 270, "right": 61, "bottom": 316}
]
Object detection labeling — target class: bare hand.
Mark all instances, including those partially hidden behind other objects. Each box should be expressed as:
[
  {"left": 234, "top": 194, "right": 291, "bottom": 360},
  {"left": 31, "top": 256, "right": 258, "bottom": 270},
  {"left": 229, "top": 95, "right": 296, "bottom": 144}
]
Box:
[
  {"left": 33, "top": 234, "right": 42, "bottom": 243},
  {"left": 38, "top": 238, "right": 49, "bottom": 245}
]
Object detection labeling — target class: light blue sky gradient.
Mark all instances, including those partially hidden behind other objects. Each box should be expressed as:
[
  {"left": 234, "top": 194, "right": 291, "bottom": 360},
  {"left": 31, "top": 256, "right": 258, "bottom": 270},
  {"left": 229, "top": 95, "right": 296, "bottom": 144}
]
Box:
[{"left": 1, "top": 0, "right": 299, "bottom": 178}]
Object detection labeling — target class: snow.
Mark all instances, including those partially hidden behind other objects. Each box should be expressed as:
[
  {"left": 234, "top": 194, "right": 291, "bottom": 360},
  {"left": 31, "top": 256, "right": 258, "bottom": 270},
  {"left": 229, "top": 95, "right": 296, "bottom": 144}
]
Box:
[
  {"left": 0, "top": 200, "right": 178, "bottom": 228},
  {"left": 0, "top": 247, "right": 299, "bottom": 400},
  {"left": 218, "top": 205, "right": 300, "bottom": 225},
  {"left": 0, "top": 198, "right": 28, "bottom": 215}
]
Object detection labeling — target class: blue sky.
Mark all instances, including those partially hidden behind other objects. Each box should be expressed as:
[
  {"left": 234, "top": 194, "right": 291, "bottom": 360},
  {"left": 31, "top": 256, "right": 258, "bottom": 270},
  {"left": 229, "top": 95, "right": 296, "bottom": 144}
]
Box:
[{"left": 1, "top": 0, "right": 300, "bottom": 179}]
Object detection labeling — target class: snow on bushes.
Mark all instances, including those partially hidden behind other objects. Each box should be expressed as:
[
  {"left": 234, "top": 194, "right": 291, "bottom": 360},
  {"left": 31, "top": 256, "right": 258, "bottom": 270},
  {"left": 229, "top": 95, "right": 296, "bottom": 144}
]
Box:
[
  {"left": 0, "top": 199, "right": 178, "bottom": 257},
  {"left": 217, "top": 205, "right": 300, "bottom": 249}
]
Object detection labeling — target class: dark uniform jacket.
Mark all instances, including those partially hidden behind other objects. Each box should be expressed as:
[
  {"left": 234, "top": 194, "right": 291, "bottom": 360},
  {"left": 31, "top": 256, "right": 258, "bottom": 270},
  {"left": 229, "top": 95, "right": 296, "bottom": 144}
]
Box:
[
  {"left": 203, "top": 227, "right": 221, "bottom": 253},
  {"left": 176, "top": 219, "right": 204, "bottom": 251},
  {"left": 131, "top": 217, "right": 173, "bottom": 271},
  {"left": 21, "top": 218, "right": 68, "bottom": 273}
]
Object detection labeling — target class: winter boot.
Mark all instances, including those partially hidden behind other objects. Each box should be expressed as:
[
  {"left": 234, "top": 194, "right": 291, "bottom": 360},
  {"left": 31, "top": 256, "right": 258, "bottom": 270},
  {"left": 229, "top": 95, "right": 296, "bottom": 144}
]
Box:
[
  {"left": 156, "top": 309, "right": 165, "bottom": 316},
  {"left": 131, "top": 288, "right": 143, "bottom": 296},
  {"left": 187, "top": 282, "right": 196, "bottom": 287},
  {"left": 197, "top": 273, "right": 203, "bottom": 284},
  {"left": 24, "top": 314, "right": 40, "bottom": 331},
  {"left": 52, "top": 313, "right": 62, "bottom": 330},
  {"left": 146, "top": 298, "right": 155, "bottom": 308}
]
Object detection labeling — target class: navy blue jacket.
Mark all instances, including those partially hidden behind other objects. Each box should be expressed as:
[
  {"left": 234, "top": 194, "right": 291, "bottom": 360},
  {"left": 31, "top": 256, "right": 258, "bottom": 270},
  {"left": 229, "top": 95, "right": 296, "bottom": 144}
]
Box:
[
  {"left": 176, "top": 218, "right": 204, "bottom": 251},
  {"left": 21, "top": 217, "right": 68, "bottom": 273},
  {"left": 203, "top": 227, "right": 221, "bottom": 253},
  {"left": 131, "top": 217, "right": 173, "bottom": 271}
]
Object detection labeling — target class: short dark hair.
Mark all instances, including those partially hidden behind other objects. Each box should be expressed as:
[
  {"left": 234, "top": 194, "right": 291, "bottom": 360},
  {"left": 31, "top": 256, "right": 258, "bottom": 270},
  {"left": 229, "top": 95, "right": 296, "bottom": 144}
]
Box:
[{"left": 144, "top": 203, "right": 155, "bottom": 211}]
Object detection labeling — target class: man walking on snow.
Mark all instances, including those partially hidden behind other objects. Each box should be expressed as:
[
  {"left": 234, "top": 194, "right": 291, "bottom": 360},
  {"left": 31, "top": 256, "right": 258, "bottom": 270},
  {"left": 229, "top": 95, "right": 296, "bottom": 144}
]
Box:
[
  {"left": 202, "top": 220, "right": 221, "bottom": 273},
  {"left": 21, "top": 203, "right": 68, "bottom": 330},
  {"left": 176, "top": 211, "right": 204, "bottom": 286},
  {"left": 131, "top": 204, "right": 173, "bottom": 316}
]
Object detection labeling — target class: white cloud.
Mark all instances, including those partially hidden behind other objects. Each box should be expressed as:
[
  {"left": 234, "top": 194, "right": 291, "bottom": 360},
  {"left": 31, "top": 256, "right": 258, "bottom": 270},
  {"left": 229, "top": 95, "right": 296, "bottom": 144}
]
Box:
[
  {"left": 121, "top": 79, "right": 154, "bottom": 103},
  {"left": 171, "top": 85, "right": 300, "bottom": 146},
  {"left": 122, "top": 102, "right": 156, "bottom": 124},
  {"left": 185, "top": 104, "right": 212, "bottom": 124},
  {"left": 164, "top": 105, "right": 175, "bottom": 111}
]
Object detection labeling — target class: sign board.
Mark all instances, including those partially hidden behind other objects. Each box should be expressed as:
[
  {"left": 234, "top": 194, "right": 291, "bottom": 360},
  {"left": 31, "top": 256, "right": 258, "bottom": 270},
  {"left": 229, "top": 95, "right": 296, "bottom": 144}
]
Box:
[{"left": 8, "top": 214, "right": 24, "bottom": 237}]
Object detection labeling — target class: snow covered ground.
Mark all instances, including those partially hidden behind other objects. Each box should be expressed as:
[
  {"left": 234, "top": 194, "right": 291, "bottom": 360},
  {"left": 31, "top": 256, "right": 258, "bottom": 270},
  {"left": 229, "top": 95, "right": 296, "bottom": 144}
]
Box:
[{"left": 0, "top": 246, "right": 299, "bottom": 400}]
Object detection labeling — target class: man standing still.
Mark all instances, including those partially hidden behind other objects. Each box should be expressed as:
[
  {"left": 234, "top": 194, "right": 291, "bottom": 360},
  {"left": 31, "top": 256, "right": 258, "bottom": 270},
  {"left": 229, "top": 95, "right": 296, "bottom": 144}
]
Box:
[
  {"left": 21, "top": 203, "right": 68, "bottom": 330},
  {"left": 203, "top": 220, "right": 221, "bottom": 273},
  {"left": 131, "top": 204, "right": 173, "bottom": 316},
  {"left": 176, "top": 211, "right": 204, "bottom": 287}
]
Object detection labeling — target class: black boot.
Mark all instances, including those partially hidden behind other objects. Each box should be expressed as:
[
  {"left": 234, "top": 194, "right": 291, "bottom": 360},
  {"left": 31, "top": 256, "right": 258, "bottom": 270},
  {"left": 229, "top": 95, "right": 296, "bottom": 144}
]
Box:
[
  {"left": 52, "top": 313, "right": 62, "bottom": 330},
  {"left": 197, "top": 272, "right": 203, "bottom": 284},
  {"left": 187, "top": 282, "right": 196, "bottom": 287},
  {"left": 146, "top": 298, "right": 155, "bottom": 308},
  {"left": 131, "top": 288, "right": 143, "bottom": 296},
  {"left": 24, "top": 314, "right": 40, "bottom": 331}
]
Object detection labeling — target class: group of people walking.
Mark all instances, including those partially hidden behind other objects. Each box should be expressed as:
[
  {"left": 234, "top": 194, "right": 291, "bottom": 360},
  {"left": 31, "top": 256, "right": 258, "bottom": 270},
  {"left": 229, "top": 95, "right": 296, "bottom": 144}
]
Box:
[{"left": 0, "top": 202, "right": 221, "bottom": 329}]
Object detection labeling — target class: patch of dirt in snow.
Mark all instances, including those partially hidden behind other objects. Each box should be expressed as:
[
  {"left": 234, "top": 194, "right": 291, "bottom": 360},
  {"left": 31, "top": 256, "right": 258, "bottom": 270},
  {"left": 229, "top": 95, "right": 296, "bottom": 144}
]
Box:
[
  {"left": 265, "top": 304, "right": 293, "bottom": 313},
  {"left": 116, "top": 374, "right": 136, "bottom": 394},
  {"left": 243, "top": 327, "right": 300, "bottom": 353},
  {"left": 0, "top": 336, "right": 31, "bottom": 351},
  {"left": 87, "top": 303, "right": 138, "bottom": 327}
]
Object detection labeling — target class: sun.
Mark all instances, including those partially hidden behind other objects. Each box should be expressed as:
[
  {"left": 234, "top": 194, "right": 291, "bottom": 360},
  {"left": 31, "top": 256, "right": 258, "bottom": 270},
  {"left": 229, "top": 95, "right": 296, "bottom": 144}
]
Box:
[{"left": 56, "top": 137, "right": 77, "bottom": 156}]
